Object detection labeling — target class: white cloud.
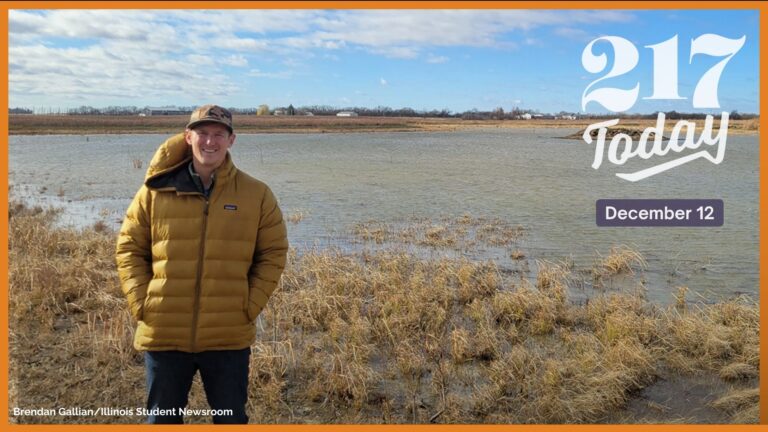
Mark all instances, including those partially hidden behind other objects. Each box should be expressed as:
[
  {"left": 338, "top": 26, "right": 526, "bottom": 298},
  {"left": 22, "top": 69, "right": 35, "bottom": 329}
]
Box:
[
  {"left": 426, "top": 55, "right": 449, "bottom": 64},
  {"left": 248, "top": 69, "right": 292, "bottom": 79},
  {"left": 165, "top": 9, "right": 321, "bottom": 34},
  {"left": 205, "top": 37, "right": 270, "bottom": 52},
  {"left": 8, "top": 9, "right": 634, "bottom": 107},
  {"left": 554, "top": 27, "right": 593, "bottom": 42},
  {"left": 223, "top": 54, "right": 248, "bottom": 67},
  {"left": 9, "top": 42, "right": 238, "bottom": 106},
  {"left": 380, "top": 78, "right": 387, "bottom": 86},
  {"left": 370, "top": 46, "right": 420, "bottom": 59},
  {"left": 281, "top": 57, "right": 303, "bottom": 67},
  {"left": 186, "top": 54, "right": 215, "bottom": 66},
  {"left": 306, "top": 10, "right": 631, "bottom": 56},
  {"left": 10, "top": 10, "right": 167, "bottom": 41}
]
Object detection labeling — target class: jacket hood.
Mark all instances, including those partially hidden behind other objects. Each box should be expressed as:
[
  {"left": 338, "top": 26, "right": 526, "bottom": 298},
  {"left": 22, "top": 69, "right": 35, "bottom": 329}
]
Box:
[
  {"left": 145, "top": 133, "right": 191, "bottom": 181},
  {"left": 145, "top": 132, "right": 235, "bottom": 186}
]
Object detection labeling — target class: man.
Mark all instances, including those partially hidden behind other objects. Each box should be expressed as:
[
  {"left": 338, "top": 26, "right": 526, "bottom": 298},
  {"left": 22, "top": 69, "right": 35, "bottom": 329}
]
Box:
[{"left": 116, "top": 104, "right": 288, "bottom": 424}]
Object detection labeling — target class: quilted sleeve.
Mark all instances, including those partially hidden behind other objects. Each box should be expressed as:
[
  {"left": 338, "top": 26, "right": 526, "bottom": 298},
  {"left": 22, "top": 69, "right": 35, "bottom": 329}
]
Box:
[
  {"left": 115, "top": 185, "right": 153, "bottom": 321},
  {"left": 247, "top": 185, "right": 289, "bottom": 321}
]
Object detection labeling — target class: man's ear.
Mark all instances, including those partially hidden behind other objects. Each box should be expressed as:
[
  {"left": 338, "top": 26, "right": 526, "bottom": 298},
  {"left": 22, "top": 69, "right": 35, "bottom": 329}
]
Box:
[
  {"left": 185, "top": 129, "right": 193, "bottom": 145},
  {"left": 228, "top": 132, "right": 236, "bottom": 148}
]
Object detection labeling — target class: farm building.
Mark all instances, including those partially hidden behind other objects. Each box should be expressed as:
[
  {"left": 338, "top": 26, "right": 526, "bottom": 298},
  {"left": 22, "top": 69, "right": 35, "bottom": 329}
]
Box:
[
  {"left": 142, "top": 107, "right": 189, "bottom": 116},
  {"left": 336, "top": 111, "right": 359, "bottom": 117}
]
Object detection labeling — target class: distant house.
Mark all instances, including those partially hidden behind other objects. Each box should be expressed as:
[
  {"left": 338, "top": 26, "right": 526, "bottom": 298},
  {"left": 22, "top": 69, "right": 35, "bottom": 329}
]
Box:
[
  {"left": 143, "top": 107, "right": 189, "bottom": 116},
  {"left": 519, "top": 113, "right": 532, "bottom": 120},
  {"left": 336, "top": 111, "right": 358, "bottom": 117},
  {"left": 273, "top": 109, "right": 287, "bottom": 116}
]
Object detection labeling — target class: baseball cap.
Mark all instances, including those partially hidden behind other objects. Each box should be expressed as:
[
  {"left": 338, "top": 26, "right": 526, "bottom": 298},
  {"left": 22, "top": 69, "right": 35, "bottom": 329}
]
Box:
[{"left": 186, "top": 104, "right": 234, "bottom": 133}]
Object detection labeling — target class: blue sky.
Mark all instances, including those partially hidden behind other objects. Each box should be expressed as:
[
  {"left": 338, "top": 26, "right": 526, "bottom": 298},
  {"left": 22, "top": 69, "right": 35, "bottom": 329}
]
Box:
[{"left": 8, "top": 9, "right": 760, "bottom": 114}]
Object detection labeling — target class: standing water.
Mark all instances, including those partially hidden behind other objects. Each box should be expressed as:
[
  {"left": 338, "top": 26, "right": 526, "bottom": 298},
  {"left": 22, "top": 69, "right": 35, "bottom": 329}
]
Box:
[{"left": 9, "top": 129, "right": 759, "bottom": 304}]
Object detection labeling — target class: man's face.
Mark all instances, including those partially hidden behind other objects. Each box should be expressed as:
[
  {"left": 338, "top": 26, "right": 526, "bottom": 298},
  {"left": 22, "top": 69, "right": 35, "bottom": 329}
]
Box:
[{"left": 185, "top": 122, "right": 235, "bottom": 171}]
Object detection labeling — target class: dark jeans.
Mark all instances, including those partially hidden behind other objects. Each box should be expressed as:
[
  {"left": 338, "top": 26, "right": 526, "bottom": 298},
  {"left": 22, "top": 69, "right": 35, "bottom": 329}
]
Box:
[{"left": 144, "top": 348, "right": 251, "bottom": 424}]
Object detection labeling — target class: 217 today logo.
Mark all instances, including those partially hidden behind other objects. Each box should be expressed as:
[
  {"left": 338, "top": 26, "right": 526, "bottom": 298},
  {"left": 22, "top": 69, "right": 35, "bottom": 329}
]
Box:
[{"left": 581, "top": 34, "right": 746, "bottom": 181}]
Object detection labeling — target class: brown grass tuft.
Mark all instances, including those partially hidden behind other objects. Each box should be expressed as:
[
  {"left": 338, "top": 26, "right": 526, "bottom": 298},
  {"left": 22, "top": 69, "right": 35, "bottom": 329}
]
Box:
[
  {"left": 711, "top": 388, "right": 759, "bottom": 422},
  {"left": 718, "top": 362, "right": 758, "bottom": 381},
  {"left": 286, "top": 209, "right": 308, "bottom": 224},
  {"left": 594, "top": 245, "right": 647, "bottom": 277}
]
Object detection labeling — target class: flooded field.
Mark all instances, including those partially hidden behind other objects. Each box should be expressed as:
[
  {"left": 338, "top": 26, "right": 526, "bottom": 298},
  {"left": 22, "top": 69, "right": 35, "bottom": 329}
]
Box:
[
  {"left": 10, "top": 129, "right": 759, "bottom": 304},
  {"left": 8, "top": 128, "right": 760, "bottom": 424}
]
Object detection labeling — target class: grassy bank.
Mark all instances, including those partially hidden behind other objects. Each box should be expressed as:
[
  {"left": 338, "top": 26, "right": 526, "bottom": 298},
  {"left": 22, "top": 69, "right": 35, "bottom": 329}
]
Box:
[
  {"left": 9, "top": 114, "right": 759, "bottom": 135},
  {"left": 9, "top": 202, "right": 759, "bottom": 424}
]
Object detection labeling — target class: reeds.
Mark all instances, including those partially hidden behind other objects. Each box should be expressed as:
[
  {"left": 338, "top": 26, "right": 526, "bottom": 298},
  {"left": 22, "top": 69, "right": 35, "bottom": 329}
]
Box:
[
  {"left": 595, "top": 245, "right": 647, "bottom": 276},
  {"left": 592, "top": 245, "right": 647, "bottom": 289},
  {"left": 741, "top": 117, "right": 759, "bottom": 131},
  {"left": 8, "top": 202, "right": 758, "bottom": 424},
  {"left": 353, "top": 216, "right": 524, "bottom": 250},
  {"left": 286, "top": 209, "right": 308, "bottom": 224},
  {"left": 711, "top": 388, "right": 759, "bottom": 423}
]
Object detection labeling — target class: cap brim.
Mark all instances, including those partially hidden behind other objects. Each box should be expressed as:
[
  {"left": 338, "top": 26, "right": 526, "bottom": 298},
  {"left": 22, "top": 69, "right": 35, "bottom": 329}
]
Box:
[{"left": 186, "top": 119, "right": 233, "bottom": 134}]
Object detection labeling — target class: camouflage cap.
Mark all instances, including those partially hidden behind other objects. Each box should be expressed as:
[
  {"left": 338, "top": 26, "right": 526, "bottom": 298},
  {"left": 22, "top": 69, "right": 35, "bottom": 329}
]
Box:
[{"left": 186, "top": 104, "right": 234, "bottom": 133}]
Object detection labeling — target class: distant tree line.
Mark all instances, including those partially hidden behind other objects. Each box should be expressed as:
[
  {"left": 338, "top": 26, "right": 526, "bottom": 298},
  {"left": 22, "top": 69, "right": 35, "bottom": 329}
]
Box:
[
  {"left": 283, "top": 105, "right": 455, "bottom": 118},
  {"left": 9, "top": 107, "right": 33, "bottom": 114},
  {"left": 9, "top": 105, "right": 758, "bottom": 120}
]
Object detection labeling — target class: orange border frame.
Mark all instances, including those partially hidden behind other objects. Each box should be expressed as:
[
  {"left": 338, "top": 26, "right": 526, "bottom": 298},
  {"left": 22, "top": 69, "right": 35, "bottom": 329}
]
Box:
[{"left": 2, "top": 1, "right": 766, "bottom": 430}]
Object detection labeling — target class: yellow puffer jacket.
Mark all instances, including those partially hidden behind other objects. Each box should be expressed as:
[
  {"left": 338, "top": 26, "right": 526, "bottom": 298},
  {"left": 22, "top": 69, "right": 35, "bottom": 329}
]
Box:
[{"left": 115, "top": 133, "right": 288, "bottom": 352}]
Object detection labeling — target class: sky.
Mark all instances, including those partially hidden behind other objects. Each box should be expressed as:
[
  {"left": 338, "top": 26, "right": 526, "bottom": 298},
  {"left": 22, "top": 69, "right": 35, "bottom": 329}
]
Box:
[{"left": 8, "top": 8, "right": 760, "bottom": 114}]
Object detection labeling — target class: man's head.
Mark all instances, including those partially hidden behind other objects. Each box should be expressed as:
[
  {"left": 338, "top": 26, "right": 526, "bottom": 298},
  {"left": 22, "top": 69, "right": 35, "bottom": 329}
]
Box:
[{"left": 185, "top": 104, "right": 236, "bottom": 172}]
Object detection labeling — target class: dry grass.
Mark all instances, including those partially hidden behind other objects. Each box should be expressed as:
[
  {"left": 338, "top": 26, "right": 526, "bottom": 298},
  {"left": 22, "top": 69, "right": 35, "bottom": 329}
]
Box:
[
  {"left": 353, "top": 216, "right": 524, "bottom": 250},
  {"left": 352, "top": 221, "right": 390, "bottom": 244},
  {"left": 9, "top": 200, "right": 146, "bottom": 424},
  {"left": 592, "top": 245, "right": 647, "bottom": 289},
  {"left": 8, "top": 200, "right": 758, "bottom": 424},
  {"left": 92, "top": 220, "right": 109, "bottom": 233},
  {"left": 286, "top": 209, "right": 308, "bottom": 224},
  {"left": 10, "top": 114, "right": 760, "bottom": 135},
  {"left": 673, "top": 286, "right": 688, "bottom": 310},
  {"left": 659, "top": 296, "right": 759, "bottom": 379},
  {"left": 733, "top": 117, "right": 760, "bottom": 132},
  {"left": 710, "top": 388, "right": 759, "bottom": 423},
  {"left": 719, "top": 363, "right": 758, "bottom": 381},
  {"left": 595, "top": 245, "right": 647, "bottom": 276}
]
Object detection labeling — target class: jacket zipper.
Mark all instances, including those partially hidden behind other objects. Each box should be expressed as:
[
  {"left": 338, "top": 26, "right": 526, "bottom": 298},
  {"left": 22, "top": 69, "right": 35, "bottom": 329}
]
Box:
[{"left": 190, "top": 198, "right": 209, "bottom": 351}]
